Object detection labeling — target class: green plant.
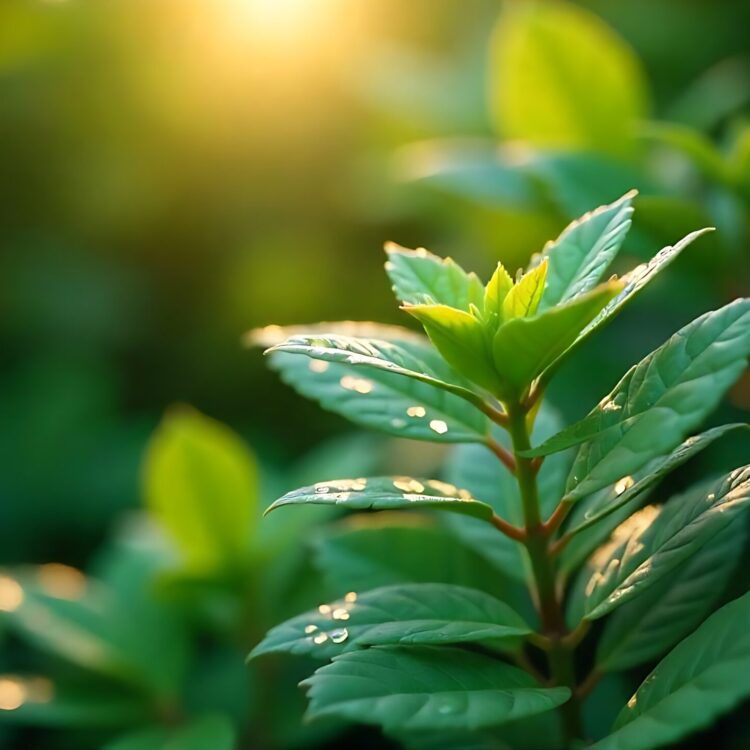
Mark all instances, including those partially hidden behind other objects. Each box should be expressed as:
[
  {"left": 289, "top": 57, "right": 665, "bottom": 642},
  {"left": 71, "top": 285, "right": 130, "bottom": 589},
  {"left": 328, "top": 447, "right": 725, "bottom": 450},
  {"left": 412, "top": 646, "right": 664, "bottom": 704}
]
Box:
[{"left": 250, "top": 191, "right": 750, "bottom": 749}]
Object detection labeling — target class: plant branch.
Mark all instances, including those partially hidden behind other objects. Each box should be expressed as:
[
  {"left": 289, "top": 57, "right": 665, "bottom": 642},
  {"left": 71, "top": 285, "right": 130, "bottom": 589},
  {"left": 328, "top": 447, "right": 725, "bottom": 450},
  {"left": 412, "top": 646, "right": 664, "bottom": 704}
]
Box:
[
  {"left": 576, "top": 668, "right": 602, "bottom": 700},
  {"left": 506, "top": 403, "right": 583, "bottom": 744},
  {"left": 543, "top": 499, "right": 572, "bottom": 536},
  {"left": 486, "top": 437, "right": 517, "bottom": 474},
  {"left": 490, "top": 513, "right": 526, "bottom": 541}
]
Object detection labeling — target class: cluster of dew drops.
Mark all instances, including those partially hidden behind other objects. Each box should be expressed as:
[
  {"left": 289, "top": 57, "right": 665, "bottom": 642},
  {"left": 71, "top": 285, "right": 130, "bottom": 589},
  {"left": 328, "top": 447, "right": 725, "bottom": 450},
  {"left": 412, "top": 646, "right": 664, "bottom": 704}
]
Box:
[{"left": 305, "top": 592, "right": 358, "bottom": 646}]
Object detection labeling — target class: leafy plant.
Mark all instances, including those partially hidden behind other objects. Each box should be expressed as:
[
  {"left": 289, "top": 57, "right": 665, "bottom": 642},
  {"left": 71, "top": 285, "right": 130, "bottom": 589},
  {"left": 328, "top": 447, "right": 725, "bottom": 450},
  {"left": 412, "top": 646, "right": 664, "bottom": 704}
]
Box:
[{"left": 250, "top": 192, "right": 750, "bottom": 748}]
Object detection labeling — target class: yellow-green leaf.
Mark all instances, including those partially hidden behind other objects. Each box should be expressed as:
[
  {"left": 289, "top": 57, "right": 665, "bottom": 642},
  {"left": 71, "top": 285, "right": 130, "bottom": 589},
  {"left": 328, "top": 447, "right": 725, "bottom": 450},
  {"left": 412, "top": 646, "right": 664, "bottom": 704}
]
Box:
[
  {"left": 143, "top": 407, "right": 258, "bottom": 573},
  {"left": 502, "top": 259, "right": 548, "bottom": 320},
  {"left": 404, "top": 304, "right": 499, "bottom": 393},
  {"left": 493, "top": 281, "right": 620, "bottom": 396},
  {"left": 483, "top": 262, "right": 514, "bottom": 327},
  {"left": 490, "top": 0, "right": 648, "bottom": 158}
]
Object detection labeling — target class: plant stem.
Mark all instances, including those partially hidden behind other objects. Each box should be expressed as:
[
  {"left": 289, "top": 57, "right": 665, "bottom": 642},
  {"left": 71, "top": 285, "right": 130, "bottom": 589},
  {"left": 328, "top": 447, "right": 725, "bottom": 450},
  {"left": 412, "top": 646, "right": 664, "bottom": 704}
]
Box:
[{"left": 506, "top": 404, "right": 583, "bottom": 745}]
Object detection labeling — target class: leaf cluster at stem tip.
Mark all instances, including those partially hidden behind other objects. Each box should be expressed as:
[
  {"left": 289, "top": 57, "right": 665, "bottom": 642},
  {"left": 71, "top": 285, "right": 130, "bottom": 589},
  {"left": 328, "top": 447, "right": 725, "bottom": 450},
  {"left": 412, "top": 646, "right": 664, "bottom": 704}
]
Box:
[{"left": 246, "top": 188, "right": 750, "bottom": 750}]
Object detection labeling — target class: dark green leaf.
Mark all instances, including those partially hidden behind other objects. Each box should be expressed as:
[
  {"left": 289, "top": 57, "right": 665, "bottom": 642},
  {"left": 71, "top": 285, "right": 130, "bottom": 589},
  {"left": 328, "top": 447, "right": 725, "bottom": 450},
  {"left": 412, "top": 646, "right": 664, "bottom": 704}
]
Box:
[
  {"left": 593, "top": 591, "right": 750, "bottom": 750},
  {"left": 385, "top": 243, "right": 484, "bottom": 309},
  {"left": 302, "top": 646, "right": 571, "bottom": 731},
  {"left": 582, "top": 466, "right": 750, "bottom": 620},
  {"left": 250, "top": 583, "right": 530, "bottom": 660},
  {"left": 265, "top": 476, "right": 495, "bottom": 523},
  {"left": 538, "top": 191, "right": 634, "bottom": 310},
  {"left": 106, "top": 716, "right": 236, "bottom": 750},
  {"left": 596, "top": 519, "right": 745, "bottom": 672},
  {"left": 0, "top": 676, "right": 151, "bottom": 728},
  {"left": 312, "top": 522, "right": 532, "bottom": 619},
  {"left": 527, "top": 300, "right": 750, "bottom": 502},
  {"left": 566, "top": 424, "right": 748, "bottom": 534}
]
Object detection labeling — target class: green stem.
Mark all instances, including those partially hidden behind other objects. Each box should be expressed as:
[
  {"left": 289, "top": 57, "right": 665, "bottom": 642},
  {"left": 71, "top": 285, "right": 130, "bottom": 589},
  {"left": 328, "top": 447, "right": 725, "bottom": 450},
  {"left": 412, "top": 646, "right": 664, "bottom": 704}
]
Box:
[{"left": 506, "top": 404, "right": 583, "bottom": 745}]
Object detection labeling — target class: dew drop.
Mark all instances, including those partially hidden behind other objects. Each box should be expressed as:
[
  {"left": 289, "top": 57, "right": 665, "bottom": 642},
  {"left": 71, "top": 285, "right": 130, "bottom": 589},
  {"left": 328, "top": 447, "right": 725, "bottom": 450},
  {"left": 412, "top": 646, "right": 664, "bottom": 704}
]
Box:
[
  {"left": 393, "top": 478, "right": 425, "bottom": 493},
  {"left": 391, "top": 418, "right": 406, "bottom": 429},
  {"left": 315, "top": 485, "right": 331, "bottom": 494},
  {"left": 309, "top": 360, "right": 329, "bottom": 373},
  {"left": 0, "top": 576, "right": 24, "bottom": 613},
  {"left": 304, "top": 624, "right": 318, "bottom": 634},
  {"left": 318, "top": 604, "right": 332, "bottom": 615},
  {"left": 406, "top": 406, "right": 426, "bottom": 418},
  {"left": 340, "top": 375, "right": 374, "bottom": 394},
  {"left": 429, "top": 419, "right": 449, "bottom": 435},
  {"left": 344, "top": 592, "right": 358, "bottom": 603},
  {"left": 332, "top": 608, "right": 350, "bottom": 621},
  {"left": 329, "top": 628, "right": 349, "bottom": 644},
  {"left": 614, "top": 476, "right": 635, "bottom": 496},
  {"left": 313, "top": 633, "right": 329, "bottom": 645}
]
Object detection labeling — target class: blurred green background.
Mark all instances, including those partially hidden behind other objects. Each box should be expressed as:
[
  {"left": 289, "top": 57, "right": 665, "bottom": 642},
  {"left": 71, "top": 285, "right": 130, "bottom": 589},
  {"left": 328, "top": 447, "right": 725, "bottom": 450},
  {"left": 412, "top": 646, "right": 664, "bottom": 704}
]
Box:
[{"left": 1, "top": 0, "right": 750, "bottom": 747}]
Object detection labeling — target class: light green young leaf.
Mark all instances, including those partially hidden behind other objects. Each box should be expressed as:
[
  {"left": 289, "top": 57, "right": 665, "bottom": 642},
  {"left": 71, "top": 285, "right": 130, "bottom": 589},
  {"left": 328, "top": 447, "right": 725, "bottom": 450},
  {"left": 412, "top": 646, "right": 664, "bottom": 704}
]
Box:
[
  {"left": 492, "top": 282, "right": 620, "bottom": 396},
  {"left": 385, "top": 243, "right": 485, "bottom": 310},
  {"left": 250, "top": 583, "right": 530, "bottom": 660},
  {"left": 526, "top": 300, "right": 750, "bottom": 501},
  {"left": 143, "top": 407, "right": 257, "bottom": 572},
  {"left": 489, "top": 0, "right": 647, "bottom": 158},
  {"left": 253, "top": 323, "right": 490, "bottom": 444},
  {"left": 593, "top": 591, "right": 750, "bottom": 750},
  {"left": 265, "top": 476, "right": 495, "bottom": 523},
  {"left": 583, "top": 466, "right": 750, "bottom": 620},
  {"left": 502, "top": 259, "right": 548, "bottom": 320},
  {"left": 596, "top": 519, "right": 745, "bottom": 673},
  {"left": 537, "top": 191, "right": 635, "bottom": 310},
  {"left": 483, "top": 262, "right": 514, "bottom": 326},
  {"left": 404, "top": 304, "right": 501, "bottom": 393},
  {"left": 302, "top": 646, "right": 571, "bottom": 731}
]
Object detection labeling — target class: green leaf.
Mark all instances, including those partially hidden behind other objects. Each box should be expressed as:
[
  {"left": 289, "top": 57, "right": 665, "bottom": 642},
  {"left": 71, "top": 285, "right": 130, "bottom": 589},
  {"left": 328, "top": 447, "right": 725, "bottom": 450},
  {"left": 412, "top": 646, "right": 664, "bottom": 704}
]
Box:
[
  {"left": 596, "top": 519, "right": 745, "bottom": 673},
  {"left": 404, "top": 304, "right": 501, "bottom": 393},
  {"left": 527, "top": 300, "right": 750, "bottom": 501},
  {"left": 255, "top": 323, "right": 489, "bottom": 444},
  {"left": 574, "top": 228, "right": 714, "bottom": 347},
  {"left": 262, "top": 327, "right": 494, "bottom": 441},
  {"left": 265, "top": 476, "right": 495, "bottom": 523},
  {"left": 302, "top": 646, "right": 571, "bottom": 731},
  {"left": 582, "top": 466, "right": 750, "bottom": 620},
  {"left": 250, "top": 583, "right": 531, "bottom": 660},
  {"left": 385, "top": 243, "right": 484, "bottom": 309},
  {"left": 143, "top": 407, "right": 257, "bottom": 572},
  {"left": 313, "top": 521, "right": 527, "bottom": 609},
  {"left": 592, "top": 591, "right": 750, "bottom": 750},
  {"left": 537, "top": 191, "right": 635, "bottom": 310},
  {"left": 106, "top": 716, "right": 236, "bottom": 750},
  {"left": 489, "top": 1, "right": 647, "bottom": 158},
  {"left": 483, "top": 262, "right": 514, "bottom": 327},
  {"left": 0, "top": 676, "right": 151, "bottom": 728},
  {"left": 492, "top": 282, "right": 620, "bottom": 396},
  {"left": 565, "top": 424, "right": 748, "bottom": 534},
  {"left": 501, "top": 259, "right": 548, "bottom": 320},
  {"left": 639, "top": 121, "right": 730, "bottom": 184}
]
